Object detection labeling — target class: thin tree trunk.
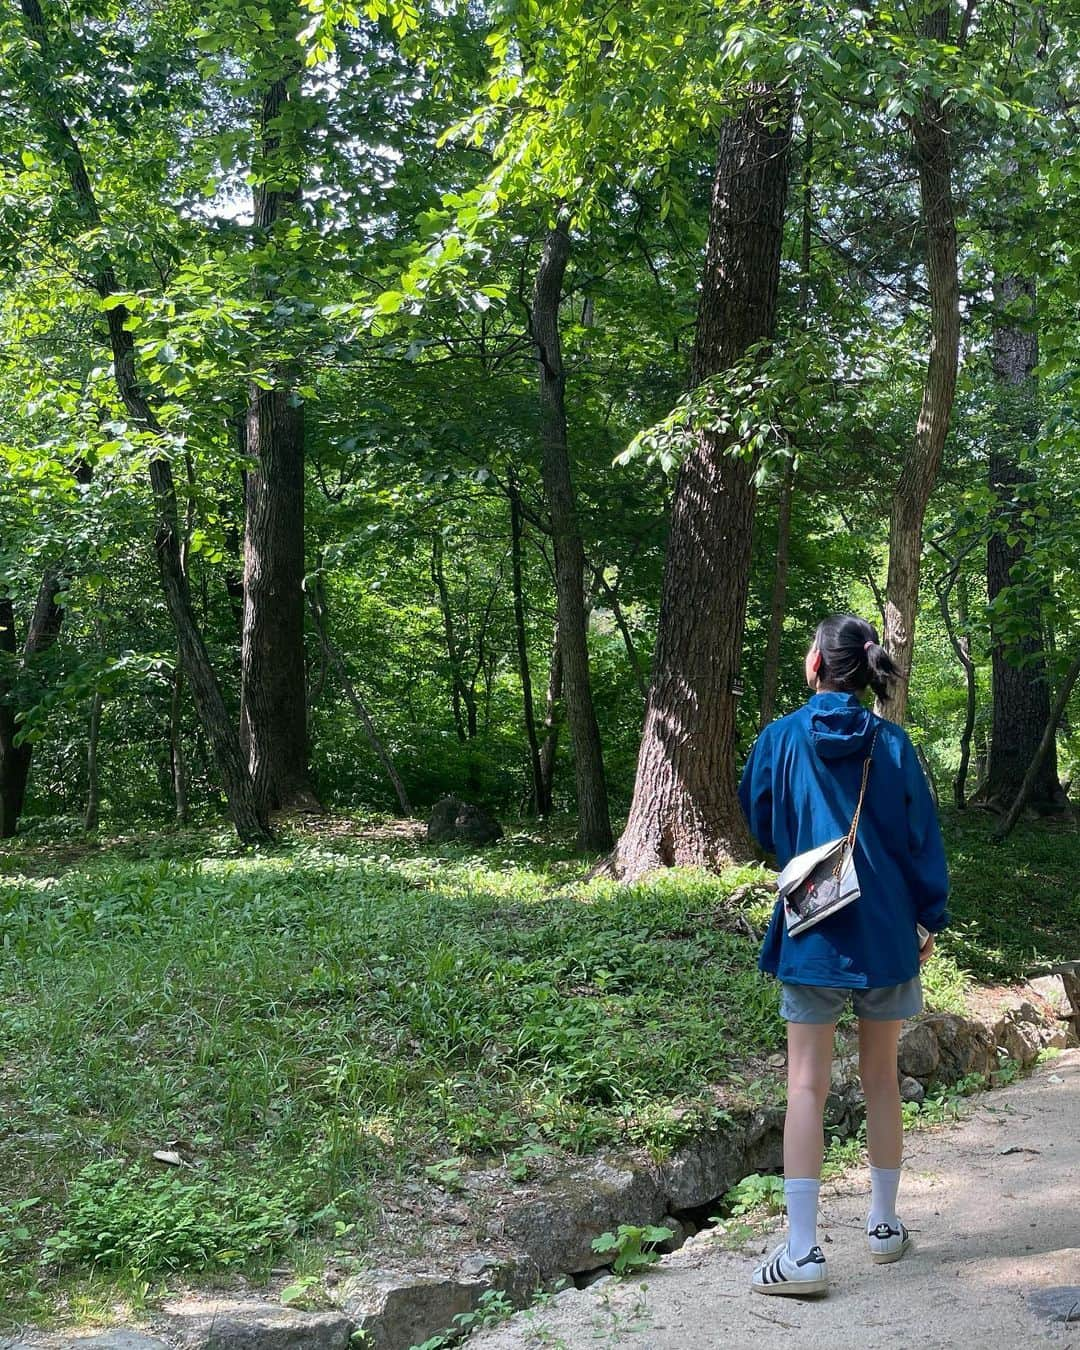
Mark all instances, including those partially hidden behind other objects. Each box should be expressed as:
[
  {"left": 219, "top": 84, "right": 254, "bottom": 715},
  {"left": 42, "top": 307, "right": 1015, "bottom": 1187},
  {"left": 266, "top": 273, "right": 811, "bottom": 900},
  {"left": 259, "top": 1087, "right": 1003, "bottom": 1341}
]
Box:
[
  {"left": 431, "top": 533, "right": 469, "bottom": 741},
  {"left": 590, "top": 565, "right": 647, "bottom": 698},
  {"left": 509, "top": 476, "right": 545, "bottom": 815},
  {"left": 537, "top": 622, "right": 562, "bottom": 818},
  {"left": 239, "top": 62, "right": 317, "bottom": 813},
  {"left": 306, "top": 579, "right": 412, "bottom": 816},
  {"left": 84, "top": 688, "right": 103, "bottom": 831},
  {"left": 992, "top": 652, "right": 1080, "bottom": 840},
  {"left": 760, "top": 131, "right": 811, "bottom": 731},
  {"left": 0, "top": 597, "right": 21, "bottom": 838},
  {"left": 609, "top": 93, "right": 793, "bottom": 879},
  {"left": 878, "top": 7, "right": 960, "bottom": 726},
  {"left": 0, "top": 573, "right": 64, "bottom": 836},
  {"left": 17, "top": 0, "right": 270, "bottom": 842},
  {"left": 944, "top": 577, "right": 976, "bottom": 808},
  {"left": 984, "top": 274, "right": 1064, "bottom": 810},
  {"left": 532, "top": 221, "right": 612, "bottom": 851},
  {"left": 170, "top": 654, "right": 190, "bottom": 825}
]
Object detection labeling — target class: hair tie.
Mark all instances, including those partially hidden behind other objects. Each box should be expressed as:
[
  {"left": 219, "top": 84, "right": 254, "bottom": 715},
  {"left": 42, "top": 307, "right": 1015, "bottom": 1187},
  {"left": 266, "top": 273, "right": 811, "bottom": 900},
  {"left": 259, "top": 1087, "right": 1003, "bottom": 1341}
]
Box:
[{"left": 863, "top": 640, "right": 873, "bottom": 651}]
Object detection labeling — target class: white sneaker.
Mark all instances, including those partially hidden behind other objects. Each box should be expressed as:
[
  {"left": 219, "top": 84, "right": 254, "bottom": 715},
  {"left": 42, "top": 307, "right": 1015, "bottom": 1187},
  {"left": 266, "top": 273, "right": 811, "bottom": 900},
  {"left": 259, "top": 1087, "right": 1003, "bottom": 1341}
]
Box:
[
  {"left": 751, "top": 1241, "right": 828, "bottom": 1297},
  {"left": 867, "top": 1219, "right": 912, "bottom": 1264}
]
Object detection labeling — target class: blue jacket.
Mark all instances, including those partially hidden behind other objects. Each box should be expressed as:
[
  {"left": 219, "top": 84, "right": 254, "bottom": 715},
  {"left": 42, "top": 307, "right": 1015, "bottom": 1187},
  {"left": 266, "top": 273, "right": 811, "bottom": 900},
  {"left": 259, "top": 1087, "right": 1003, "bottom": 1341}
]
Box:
[{"left": 738, "top": 691, "right": 950, "bottom": 989}]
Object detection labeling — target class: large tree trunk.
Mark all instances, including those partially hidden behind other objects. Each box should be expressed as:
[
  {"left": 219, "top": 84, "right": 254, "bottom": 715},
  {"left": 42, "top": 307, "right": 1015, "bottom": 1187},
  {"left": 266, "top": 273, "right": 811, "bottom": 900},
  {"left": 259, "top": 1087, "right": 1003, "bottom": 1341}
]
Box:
[
  {"left": 878, "top": 7, "right": 960, "bottom": 725},
  {"left": 759, "top": 133, "right": 811, "bottom": 731},
  {"left": 17, "top": 0, "right": 270, "bottom": 842},
  {"left": 609, "top": 94, "right": 793, "bottom": 879},
  {"left": 0, "top": 574, "right": 64, "bottom": 836},
  {"left": 532, "top": 222, "right": 612, "bottom": 851},
  {"left": 992, "top": 652, "right": 1080, "bottom": 840},
  {"left": 983, "top": 275, "right": 1064, "bottom": 810},
  {"left": 239, "top": 64, "right": 317, "bottom": 813}
]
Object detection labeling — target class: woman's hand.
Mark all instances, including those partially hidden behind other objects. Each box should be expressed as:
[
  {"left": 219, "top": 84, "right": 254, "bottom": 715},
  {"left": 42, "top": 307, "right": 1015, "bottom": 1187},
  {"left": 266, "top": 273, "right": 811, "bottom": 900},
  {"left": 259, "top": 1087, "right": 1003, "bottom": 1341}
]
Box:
[{"left": 918, "top": 932, "right": 935, "bottom": 965}]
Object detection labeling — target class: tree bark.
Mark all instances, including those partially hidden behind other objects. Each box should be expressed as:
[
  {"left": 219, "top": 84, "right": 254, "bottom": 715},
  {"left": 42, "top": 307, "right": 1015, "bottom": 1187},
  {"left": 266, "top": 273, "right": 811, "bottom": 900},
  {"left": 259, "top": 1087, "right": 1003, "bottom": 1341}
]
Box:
[
  {"left": 992, "top": 652, "right": 1080, "bottom": 840},
  {"left": 878, "top": 7, "right": 960, "bottom": 725},
  {"left": 983, "top": 275, "right": 1064, "bottom": 810},
  {"left": 760, "top": 132, "right": 811, "bottom": 731},
  {"left": 609, "top": 93, "right": 793, "bottom": 879},
  {"left": 531, "top": 221, "right": 612, "bottom": 851},
  {"left": 509, "top": 475, "right": 545, "bottom": 815},
  {"left": 17, "top": 0, "right": 270, "bottom": 842},
  {"left": 239, "top": 63, "right": 317, "bottom": 813}
]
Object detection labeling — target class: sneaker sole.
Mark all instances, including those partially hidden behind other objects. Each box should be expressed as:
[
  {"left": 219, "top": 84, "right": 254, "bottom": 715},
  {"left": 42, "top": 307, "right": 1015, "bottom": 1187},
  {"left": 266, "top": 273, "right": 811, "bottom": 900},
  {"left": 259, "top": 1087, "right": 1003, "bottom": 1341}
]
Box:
[
  {"left": 870, "top": 1235, "right": 912, "bottom": 1264},
  {"left": 752, "top": 1277, "right": 829, "bottom": 1297}
]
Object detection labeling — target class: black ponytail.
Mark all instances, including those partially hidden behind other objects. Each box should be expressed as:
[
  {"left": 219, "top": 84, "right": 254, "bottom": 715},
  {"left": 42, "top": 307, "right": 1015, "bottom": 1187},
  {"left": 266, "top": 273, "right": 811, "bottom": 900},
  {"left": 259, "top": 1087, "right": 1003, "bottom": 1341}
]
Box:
[{"left": 814, "top": 614, "right": 902, "bottom": 703}]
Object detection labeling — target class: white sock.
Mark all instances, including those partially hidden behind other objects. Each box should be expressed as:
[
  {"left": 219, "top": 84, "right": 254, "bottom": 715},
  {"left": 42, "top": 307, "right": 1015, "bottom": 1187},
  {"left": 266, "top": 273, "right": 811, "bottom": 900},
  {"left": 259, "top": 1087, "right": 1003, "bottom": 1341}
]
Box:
[
  {"left": 784, "top": 1177, "right": 820, "bottom": 1259},
  {"left": 868, "top": 1164, "right": 901, "bottom": 1230}
]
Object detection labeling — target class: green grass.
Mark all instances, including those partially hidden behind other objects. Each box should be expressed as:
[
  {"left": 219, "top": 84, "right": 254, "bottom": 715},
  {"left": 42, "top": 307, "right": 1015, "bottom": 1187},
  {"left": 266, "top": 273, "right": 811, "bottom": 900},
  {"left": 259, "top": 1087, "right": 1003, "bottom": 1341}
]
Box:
[
  {"left": 941, "top": 808, "right": 1080, "bottom": 981},
  {"left": 0, "top": 808, "right": 1074, "bottom": 1326}
]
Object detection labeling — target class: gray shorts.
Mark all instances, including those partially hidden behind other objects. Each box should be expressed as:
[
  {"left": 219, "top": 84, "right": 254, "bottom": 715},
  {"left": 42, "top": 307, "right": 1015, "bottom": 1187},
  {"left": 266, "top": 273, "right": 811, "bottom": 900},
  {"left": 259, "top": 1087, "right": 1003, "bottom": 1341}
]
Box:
[{"left": 779, "top": 975, "right": 924, "bottom": 1024}]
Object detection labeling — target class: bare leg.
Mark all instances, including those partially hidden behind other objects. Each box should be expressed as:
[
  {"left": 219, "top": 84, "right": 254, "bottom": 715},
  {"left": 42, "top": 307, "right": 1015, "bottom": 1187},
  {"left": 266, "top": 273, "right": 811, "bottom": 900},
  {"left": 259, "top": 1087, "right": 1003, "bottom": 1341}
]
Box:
[
  {"left": 784, "top": 1021, "right": 836, "bottom": 1177},
  {"left": 858, "top": 1018, "right": 904, "bottom": 1167}
]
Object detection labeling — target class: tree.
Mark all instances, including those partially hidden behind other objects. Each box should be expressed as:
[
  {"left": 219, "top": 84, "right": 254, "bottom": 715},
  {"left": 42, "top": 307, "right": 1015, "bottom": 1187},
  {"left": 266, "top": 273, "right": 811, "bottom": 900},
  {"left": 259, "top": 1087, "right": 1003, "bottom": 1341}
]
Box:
[
  {"left": 609, "top": 93, "right": 793, "bottom": 878},
  {"left": 238, "top": 5, "right": 319, "bottom": 813},
  {"left": 11, "top": 0, "right": 271, "bottom": 841},
  {"left": 983, "top": 275, "right": 1065, "bottom": 809},
  {"left": 878, "top": 5, "right": 961, "bottom": 725},
  {"left": 530, "top": 221, "right": 612, "bottom": 850}
]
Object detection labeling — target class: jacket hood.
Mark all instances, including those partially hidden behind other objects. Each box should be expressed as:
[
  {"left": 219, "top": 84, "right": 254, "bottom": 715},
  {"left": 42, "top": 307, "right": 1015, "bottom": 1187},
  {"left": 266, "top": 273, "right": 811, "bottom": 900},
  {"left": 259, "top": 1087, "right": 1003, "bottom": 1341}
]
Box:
[{"left": 806, "top": 692, "right": 876, "bottom": 759}]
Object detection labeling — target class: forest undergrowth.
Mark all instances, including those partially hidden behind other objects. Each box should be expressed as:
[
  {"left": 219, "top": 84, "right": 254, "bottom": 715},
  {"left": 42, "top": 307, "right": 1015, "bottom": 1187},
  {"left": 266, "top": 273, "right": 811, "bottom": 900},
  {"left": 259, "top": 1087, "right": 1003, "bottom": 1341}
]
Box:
[{"left": 0, "top": 810, "right": 1075, "bottom": 1327}]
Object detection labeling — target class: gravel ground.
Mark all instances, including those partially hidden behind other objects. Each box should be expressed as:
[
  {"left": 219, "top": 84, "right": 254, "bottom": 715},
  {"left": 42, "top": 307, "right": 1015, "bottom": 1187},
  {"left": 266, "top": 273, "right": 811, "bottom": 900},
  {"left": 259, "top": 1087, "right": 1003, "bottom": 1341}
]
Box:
[{"left": 468, "top": 1049, "right": 1080, "bottom": 1350}]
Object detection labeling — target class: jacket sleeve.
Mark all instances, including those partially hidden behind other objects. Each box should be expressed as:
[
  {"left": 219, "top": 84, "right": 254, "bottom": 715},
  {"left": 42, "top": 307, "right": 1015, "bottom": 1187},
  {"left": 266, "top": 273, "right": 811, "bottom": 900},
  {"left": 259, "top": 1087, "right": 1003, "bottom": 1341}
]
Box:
[
  {"left": 738, "top": 728, "right": 774, "bottom": 854},
  {"left": 901, "top": 734, "right": 951, "bottom": 931}
]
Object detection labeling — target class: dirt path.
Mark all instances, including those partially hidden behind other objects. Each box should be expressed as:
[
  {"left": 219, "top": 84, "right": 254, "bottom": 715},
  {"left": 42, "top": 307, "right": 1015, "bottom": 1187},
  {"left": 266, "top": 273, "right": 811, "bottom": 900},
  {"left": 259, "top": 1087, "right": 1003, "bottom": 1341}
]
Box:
[{"left": 470, "top": 1049, "right": 1080, "bottom": 1349}]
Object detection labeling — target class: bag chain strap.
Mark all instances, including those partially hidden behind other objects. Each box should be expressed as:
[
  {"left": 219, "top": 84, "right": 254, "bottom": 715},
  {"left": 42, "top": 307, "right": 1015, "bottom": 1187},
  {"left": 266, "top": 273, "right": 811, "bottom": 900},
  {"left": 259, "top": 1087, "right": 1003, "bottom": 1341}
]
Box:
[{"left": 831, "top": 726, "right": 879, "bottom": 879}]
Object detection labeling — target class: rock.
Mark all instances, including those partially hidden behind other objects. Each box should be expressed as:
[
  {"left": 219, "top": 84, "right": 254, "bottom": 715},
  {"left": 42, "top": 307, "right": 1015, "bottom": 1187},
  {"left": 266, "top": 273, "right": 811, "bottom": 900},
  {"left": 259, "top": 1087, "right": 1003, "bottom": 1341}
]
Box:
[
  {"left": 342, "top": 1272, "right": 489, "bottom": 1350},
  {"left": 742, "top": 1106, "right": 786, "bottom": 1174},
  {"left": 1028, "top": 975, "right": 1069, "bottom": 1011},
  {"left": 897, "top": 1021, "right": 941, "bottom": 1080},
  {"left": 458, "top": 1253, "right": 500, "bottom": 1279},
  {"left": 655, "top": 1216, "right": 686, "bottom": 1253},
  {"left": 426, "top": 797, "right": 503, "bottom": 844},
  {"left": 900, "top": 1075, "right": 925, "bottom": 1104},
  {"left": 162, "top": 1298, "right": 352, "bottom": 1349},
  {"left": 926, "top": 1014, "right": 996, "bottom": 1082},
  {"left": 1027, "top": 1287, "right": 1080, "bottom": 1322},
  {"left": 489, "top": 1157, "right": 666, "bottom": 1276},
  {"left": 41, "top": 1337, "right": 171, "bottom": 1350},
  {"left": 993, "top": 1013, "right": 1043, "bottom": 1069},
  {"left": 660, "top": 1116, "right": 747, "bottom": 1211}
]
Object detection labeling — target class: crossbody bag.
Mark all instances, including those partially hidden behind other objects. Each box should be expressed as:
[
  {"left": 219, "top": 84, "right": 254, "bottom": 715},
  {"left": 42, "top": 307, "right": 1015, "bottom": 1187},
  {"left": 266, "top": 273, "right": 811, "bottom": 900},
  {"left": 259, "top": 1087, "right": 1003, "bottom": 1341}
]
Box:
[{"left": 777, "top": 727, "right": 879, "bottom": 937}]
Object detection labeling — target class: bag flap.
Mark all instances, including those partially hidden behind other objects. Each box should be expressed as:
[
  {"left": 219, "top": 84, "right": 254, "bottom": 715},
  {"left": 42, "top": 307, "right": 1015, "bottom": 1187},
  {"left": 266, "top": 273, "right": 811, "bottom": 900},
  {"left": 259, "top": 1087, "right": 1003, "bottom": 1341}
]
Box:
[{"left": 776, "top": 835, "right": 848, "bottom": 897}]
